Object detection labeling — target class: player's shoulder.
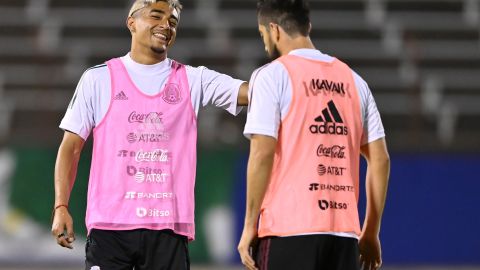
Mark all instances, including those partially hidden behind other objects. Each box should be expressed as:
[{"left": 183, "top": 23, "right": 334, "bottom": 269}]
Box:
[
  {"left": 184, "top": 64, "right": 243, "bottom": 85},
  {"left": 331, "top": 56, "right": 370, "bottom": 92},
  {"left": 252, "top": 61, "right": 286, "bottom": 82},
  {"left": 183, "top": 64, "right": 205, "bottom": 77},
  {"left": 257, "top": 60, "right": 286, "bottom": 75},
  {"left": 81, "top": 63, "right": 109, "bottom": 82},
  {"left": 350, "top": 69, "right": 370, "bottom": 93},
  {"left": 86, "top": 63, "right": 107, "bottom": 71},
  {"left": 332, "top": 57, "right": 368, "bottom": 87}
]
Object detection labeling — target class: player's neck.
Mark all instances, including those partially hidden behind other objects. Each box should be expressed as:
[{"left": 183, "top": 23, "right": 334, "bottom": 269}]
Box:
[
  {"left": 280, "top": 36, "right": 315, "bottom": 56},
  {"left": 130, "top": 47, "right": 167, "bottom": 65}
]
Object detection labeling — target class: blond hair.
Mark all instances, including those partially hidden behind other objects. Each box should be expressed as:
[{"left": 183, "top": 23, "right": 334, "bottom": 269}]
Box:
[{"left": 128, "top": 0, "right": 183, "bottom": 17}]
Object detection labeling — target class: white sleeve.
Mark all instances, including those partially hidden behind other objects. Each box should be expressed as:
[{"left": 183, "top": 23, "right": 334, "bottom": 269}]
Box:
[
  {"left": 243, "top": 64, "right": 283, "bottom": 139},
  {"left": 59, "top": 70, "right": 96, "bottom": 140},
  {"left": 353, "top": 72, "right": 386, "bottom": 145},
  {"left": 189, "top": 66, "right": 245, "bottom": 115}
]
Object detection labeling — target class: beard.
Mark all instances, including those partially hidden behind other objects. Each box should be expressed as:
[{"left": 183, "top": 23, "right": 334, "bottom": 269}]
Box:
[
  {"left": 150, "top": 46, "right": 166, "bottom": 55},
  {"left": 266, "top": 34, "right": 281, "bottom": 60},
  {"left": 268, "top": 43, "right": 281, "bottom": 60}
]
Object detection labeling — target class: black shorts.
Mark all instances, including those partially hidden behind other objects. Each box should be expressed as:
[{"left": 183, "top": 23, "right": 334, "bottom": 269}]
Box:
[
  {"left": 254, "top": 234, "right": 360, "bottom": 270},
  {"left": 85, "top": 229, "right": 190, "bottom": 270}
]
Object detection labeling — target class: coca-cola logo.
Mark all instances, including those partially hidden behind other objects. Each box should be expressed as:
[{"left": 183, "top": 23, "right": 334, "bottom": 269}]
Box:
[
  {"left": 316, "top": 144, "right": 346, "bottom": 159},
  {"left": 135, "top": 149, "right": 170, "bottom": 163},
  {"left": 128, "top": 111, "right": 163, "bottom": 124}
]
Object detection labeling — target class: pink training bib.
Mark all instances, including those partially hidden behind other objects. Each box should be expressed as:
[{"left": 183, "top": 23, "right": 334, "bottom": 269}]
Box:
[
  {"left": 86, "top": 58, "right": 197, "bottom": 240},
  {"left": 258, "top": 55, "right": 363, "bottom": 238}
]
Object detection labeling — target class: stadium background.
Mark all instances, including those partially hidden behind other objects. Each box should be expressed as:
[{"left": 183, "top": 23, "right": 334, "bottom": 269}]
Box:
[{"left": 0, "top": 0, "right": 479, "bottom": 269}]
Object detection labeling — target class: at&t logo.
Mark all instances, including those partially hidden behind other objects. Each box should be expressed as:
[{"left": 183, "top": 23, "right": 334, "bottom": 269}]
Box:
[
  {"left": 134, "top": 172, "right": 168, "bottom": 183},
  {"left": 127, "top": 133, "right": 137, "bottom": 143},
  {"left": 127, "top": 166, "right": 168, "bottom": 183},
  {"left": 317, "top": 164, "right": 346, "bottom": 176},
  {"left": 127, "top": 132, "right": 170, "bottom": 143}
]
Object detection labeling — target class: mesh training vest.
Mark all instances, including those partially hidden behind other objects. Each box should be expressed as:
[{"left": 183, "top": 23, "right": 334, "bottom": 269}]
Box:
[
  {"left": 86, "top": 58, "right": 197, "bottom": 240},
  {"left": 258, "top": 54, "right": 363, "bottom": 238}
]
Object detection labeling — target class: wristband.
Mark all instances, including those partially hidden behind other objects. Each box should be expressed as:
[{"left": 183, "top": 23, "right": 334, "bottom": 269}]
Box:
[
  {"left": 51, "top": 204, "right": 69, "bottom": 222},
  {"left": 54, "top": 204, "right": 68, "bottom": 211}
]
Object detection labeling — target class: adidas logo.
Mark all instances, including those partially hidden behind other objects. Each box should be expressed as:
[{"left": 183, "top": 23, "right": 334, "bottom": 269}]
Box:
[
  {"left": 309, "top": 100, "right": 348, "bottom": 135},
  {"left": 114, "top": 91, "right": 128, "bottom": 100}
]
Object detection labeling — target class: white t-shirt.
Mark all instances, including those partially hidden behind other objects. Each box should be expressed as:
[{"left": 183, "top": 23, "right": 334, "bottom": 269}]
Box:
[
  {"left": 60, "top": 53, "right": 244, "bottom": 140},
  {"left": 244, "top": 49, "right": 385, "bottom": 145}
]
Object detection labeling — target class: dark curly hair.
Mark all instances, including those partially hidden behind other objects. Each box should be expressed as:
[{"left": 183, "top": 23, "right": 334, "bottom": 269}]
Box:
[{"left": 257, "top": 0, "right": 310, "bottom": 36}]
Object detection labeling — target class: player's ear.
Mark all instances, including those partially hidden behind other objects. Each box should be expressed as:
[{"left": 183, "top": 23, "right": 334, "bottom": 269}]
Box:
[
  {"left": 269, "top": 22, "right": 280, "bottom": 42},
  {"left": 127, "top": 16, "right": 136, "bottom": 34}
]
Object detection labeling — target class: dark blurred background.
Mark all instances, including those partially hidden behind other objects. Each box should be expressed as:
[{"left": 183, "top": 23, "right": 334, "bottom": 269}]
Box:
[{"left": 0, "top": 0, "right": 479, "bottom": 268}]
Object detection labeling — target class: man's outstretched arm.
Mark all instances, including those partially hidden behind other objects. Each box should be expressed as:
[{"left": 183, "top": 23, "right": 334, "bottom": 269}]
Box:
[
  {"left": 359, "top": 137, "right": 390, "bottom": 270},
  {"left": 51, "top": 131, "right": 85, "bottom": 249}
]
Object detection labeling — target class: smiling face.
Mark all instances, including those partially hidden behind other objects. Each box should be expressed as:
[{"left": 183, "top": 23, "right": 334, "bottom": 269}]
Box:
[{"left": 127, "top": 1, "right": 179, "bottom": 61}]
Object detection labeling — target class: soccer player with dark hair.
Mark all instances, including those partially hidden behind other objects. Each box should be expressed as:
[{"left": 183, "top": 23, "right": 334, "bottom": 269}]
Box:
[{"left": 238, "top": 0, "right": 390, "bottom": 269}]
